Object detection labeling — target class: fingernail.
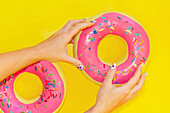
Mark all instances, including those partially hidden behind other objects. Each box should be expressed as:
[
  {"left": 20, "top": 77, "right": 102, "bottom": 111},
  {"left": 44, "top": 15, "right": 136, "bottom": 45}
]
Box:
[
  {"left": 146, "top": 73, "right": 147, "bottom": 76},
  {"left": 83, "top": 18, "right": 87, "bottom": 20},
  {"left": 110, "top": 63, "right": 116, "bottom": 69},
  {"left": 77, "top": 64, "right": 84, "bottom": 71},
  {"left": 90, "top": 21, "right": 96, "bottom": 23}
]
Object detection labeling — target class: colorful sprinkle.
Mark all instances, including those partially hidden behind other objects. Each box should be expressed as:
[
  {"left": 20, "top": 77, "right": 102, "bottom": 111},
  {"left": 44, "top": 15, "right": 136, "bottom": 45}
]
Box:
[
  {"left": 35, "top": 66, "right": 37, "bottom": 70},
  {"left": 110, "top": 26, "right": 115, "bottom": 30},
  {"left": 143, "top": 57, "right": 146, "bottom": 61},
  {"left": 104, "top": 20, "right": 108, "bottom": 22},
  {"left": 132, "top": 58, "right": 136, "bottom": 62},
  {"left": 88, "top": 61, "right": 91, "bottom": 68},
  {"left": 7, "top": 103, "right": 9, "bottom": 108},
  {"left": 139, "top": 41, "right": 144, "bottom": 45},
  {"left": 134, "top": 33, "right": 141, "bottom": 36},
  {"left": 47, "top": 74, "right": 53, "bottom": 76},
  {"left": 134, "top": 64, "right": 137, "bottom": 67},
  {"left": 98, "top": 23, "right": 101, "bottom": 27},
  {"left": 128, "top": 26, "right": 132, "bottom": 30},
  {"left": 89, "top": 37, "right": 95, "bottom": 41},
  {"left": 101, "top": 74, "right": 105, "bottom": 76},
  {"left": 43, "top": 105, "right": 48, "bottom": 108},
  {"left": 3, "top": 80, "right": 6, "bottom": 86},
  {"left": 17, "top": 106, "right": 23, "bottom": 108},
  {"left": 116, "top": 71, "right": 120, "bottom": 73},
  {"left": 136, "top": 55, "right": 139, "bottom": 58},
  {"left": 45, "top": 69, "right": 48, "bottom": 72},
  {"left": 131, "top": 52, "right": 135, "bottom": 55},
  {"left": 10, "top": 111, "right": 14, "bottom": 113},
  {"left": 128, "top": 68, "right": 133, "bottom": 71},
  {"left": 115, "top": 82, "right": 119, "bottom": 84},
  {"left": 41, "top": 97, "right": 43, "bottom": 102},
  {"left": 84, "top": 44, "right": 86, "bottom": 48},
  {"left": 93, "top": 30, "right": 97, "bottom": 34},
  {"left": 134, "top": 39, "right": 137, "bottom": 45},
  {"left": 136, "top": 46, "right": 141, "bottom": 51},
  {"left": 99, "top": 28, "right": 104, "bottom": 31},
  {"left": 88, "top": 69, "right": 93, "bottom": 71},
  {"left": 35, "top": 104, "right": 38, "bottom": 108},
  {"left": 117, "top": 16, "right": 123, "bottom": 20},
  {"left": 121, "top": 70, "right": 125, "bottom": 74},
  {"left": 80, "top": 53, "right": 83, "bottom": 56},
  {"left": 89, "top": 47, "right": 91, "bottom": 50},
  {"left": 101, "top": 17, "right": 106, "bottom": 19},
  {"left": 1, "top": 102, "right": 4, "bottom": 107}
]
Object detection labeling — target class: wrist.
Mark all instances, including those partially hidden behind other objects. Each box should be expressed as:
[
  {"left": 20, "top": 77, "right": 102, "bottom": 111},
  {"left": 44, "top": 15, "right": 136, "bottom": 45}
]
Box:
[{"left": 87, "top": 104, "right": 106, "bottom": 113}]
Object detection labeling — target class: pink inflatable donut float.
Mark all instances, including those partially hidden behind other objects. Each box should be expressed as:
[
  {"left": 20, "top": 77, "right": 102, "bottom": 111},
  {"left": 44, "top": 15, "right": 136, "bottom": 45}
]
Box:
[
  {"left": 0, "top": 60, "right": 66, "bottom": 113},
  {"left": 74, "top": 11, "right": 150, "bottom": 85}
]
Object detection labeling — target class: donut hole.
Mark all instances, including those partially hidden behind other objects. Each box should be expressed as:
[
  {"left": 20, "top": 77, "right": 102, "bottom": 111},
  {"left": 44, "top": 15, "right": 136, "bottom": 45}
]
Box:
[
  {"left": 97, "top": 34, "right": 128, "bottom": 66},
  {"left": 14, "top": 72, "right": 43, "bottom": 104}
]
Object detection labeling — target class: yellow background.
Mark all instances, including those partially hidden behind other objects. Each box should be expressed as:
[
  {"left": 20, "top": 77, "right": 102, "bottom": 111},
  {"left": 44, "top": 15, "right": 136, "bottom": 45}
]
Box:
[{"left": 0, "top": 0, "right": 169, "bottom": 113}]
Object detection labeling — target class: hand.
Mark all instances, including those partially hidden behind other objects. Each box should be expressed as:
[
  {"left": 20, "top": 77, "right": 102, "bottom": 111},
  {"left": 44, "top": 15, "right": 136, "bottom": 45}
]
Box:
[
  {"left": 34, "top": 19, "right": 95, "bottom": 70},
  {"left": 85, "top": 64, "right": 147, "bottom": 113}
]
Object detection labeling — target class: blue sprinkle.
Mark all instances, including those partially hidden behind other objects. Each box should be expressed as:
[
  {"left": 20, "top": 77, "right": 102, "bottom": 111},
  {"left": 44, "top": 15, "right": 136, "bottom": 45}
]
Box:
[
  {"left": 136, "top": 46, "right": 141, "bottom": 51},
  {"left": 132, "top": 58, "right": 136, "bottom": 62},
  {"left": 45, "top": 87, "right": 49, "bottom": 89},
  {"left": 45, "top": 69, "right": 48, "bottom": 72},
  {"left": 98, "top": 23, "right": 101, "bottom": 28},
  {"left": 30, "top": 111, "right": 32, "bottom": 113},
  {"left": 53, "top": 94, "right": 55, "bottom": 98},
  {"left": 117, "top": 16, "right": 123, "bottom": 20},
  {"left": 89, "top": 69, "right": 93, "bottom": 71},
  {"left": 10, "top": 111, "right": 14, "bottom": 113},
  {"left": 108, "top": 25, "right": 111, "bottom": 28},
  {"left": 93, "top": 30, "right": 97, "bottom": 34},
  {"left": 41, "top": 97, "right": 43, "bottom": 102},
  {"left": 115, "top": 82, "right": 119, "bottom": 84},
  {"left": 7, "top": 103, "right": 9, "bottom": 108},
  {"left": 101, "top": 74, "right": 105, "bottom": 76},
  {"left": 89, "top": 47, "right": 91, "bottom": 50},
  {"left": 0, "top": 83, "right": 2, "bottom": 85},
  {"left": 5, "top": 86, "right": 9, "bottom": 89},
  {"left": 125, "top": 32, "right": 128, "bottom": 34},
  {"left": 101, "top": 17, "right": 106, "bottom": 19},
  {"left": 47, "top": 82, "right": 50, "bottom": 85},
  {"left": 50, "top": 84, "right": 56, "bottom": 88},
  {"left": 90, "top": 39, "right": 95, "bottom": 41},
  {"left": 104, "top": 20, "right": 108, "bottom": 22},
  {"left": 3, "top": 98, "right": 6, "bottom": 101}
]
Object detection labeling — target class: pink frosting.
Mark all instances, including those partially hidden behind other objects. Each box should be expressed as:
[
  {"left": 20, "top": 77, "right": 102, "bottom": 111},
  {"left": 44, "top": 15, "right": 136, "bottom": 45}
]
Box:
[
  {"left": 77, "top": 12, "right": 150, "bottom": 84},
  {"left": 0, "top": 60, "right": 65, "bottom": 113}
]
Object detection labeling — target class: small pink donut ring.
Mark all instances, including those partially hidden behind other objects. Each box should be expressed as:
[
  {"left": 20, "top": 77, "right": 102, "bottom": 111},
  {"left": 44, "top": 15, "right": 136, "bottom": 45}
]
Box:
[
  {"left": 74, "top": 11, "right": 150, "bottom": 85},
  {"left": 0, "top": 60, "right": 66, "bottom": 113}
]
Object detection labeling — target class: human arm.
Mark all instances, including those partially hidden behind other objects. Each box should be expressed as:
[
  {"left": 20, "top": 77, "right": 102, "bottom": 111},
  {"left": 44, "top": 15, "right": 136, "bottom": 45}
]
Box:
[
  {"left": 85, "top": 64, "right": 146, "bottom": 113},
  {"left": 0, "top": 19, "right": 94, "bottom": 81}
]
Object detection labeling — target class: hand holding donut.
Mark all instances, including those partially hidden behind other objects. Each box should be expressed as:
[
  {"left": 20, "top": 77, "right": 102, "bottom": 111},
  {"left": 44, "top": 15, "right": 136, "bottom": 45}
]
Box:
[
  {"left": 34, "top": 19, "right": 95, "bottom": 68},
  {"left": 85, "top": 64, "right": 147, "bottom": 113}
]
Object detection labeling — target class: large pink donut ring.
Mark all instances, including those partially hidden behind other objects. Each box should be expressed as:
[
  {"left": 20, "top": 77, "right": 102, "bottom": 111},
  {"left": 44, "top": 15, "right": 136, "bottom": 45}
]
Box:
[
  {"left": 0, "top": 60, "right": 66, "bottom": 113},
  {"left": 74, "top": 12, "right": 150, "bottom": 85}
]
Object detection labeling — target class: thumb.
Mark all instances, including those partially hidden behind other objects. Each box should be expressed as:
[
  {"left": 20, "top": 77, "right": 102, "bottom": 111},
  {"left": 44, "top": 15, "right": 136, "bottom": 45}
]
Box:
[
  {"left": 103, "top": 63, "right": 117, "bottom": 85},
  {"left": 63, "top": 55, "right": 84, "bottom": 71}
]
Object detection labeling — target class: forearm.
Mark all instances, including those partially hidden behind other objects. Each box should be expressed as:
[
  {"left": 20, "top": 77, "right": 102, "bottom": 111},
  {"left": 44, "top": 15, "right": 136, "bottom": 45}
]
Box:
[{"left": 0, "top": 46, "right": 41, "bottom": 81}]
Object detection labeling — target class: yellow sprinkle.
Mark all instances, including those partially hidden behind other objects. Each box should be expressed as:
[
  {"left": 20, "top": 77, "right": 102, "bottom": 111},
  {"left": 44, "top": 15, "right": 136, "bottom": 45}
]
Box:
[
  {"left": 136, "top": 55, "right": 139, "bottom": 58},
  {"left": 116, "top": 75, "right": 118, "bottom": 79},
  {"left": 116, "top": 71, "right": 120, "bottom": 73},
  {"left": 125, "top": 30, "right": 131, "bottom": 34},
  {"left": 139, "top": 41, "right": 143, "bottom": 45},
  {"left": 99, "top": 29, "right": 104, "bottom": 31},
  {"left": 110, "top": 26, "right": 115, "bottom": 30},
  {"left": 35, "top": 104, "right": 38, "bottom": 108},
  {"left": 134, "top": 64, "right": 137, "bottom": 67},
  {"left": 43, "top": 89, "right": 48, "bottom": 91},
  {"left": 128, "top": 68, "right": 133, "bottom": 71},
  {"left": 104, "top": 77, "right": 106, "bottom": 78},
  {"left": 96, "top": 69, "right": 98, "bottom": 74},
  {"left": 38, "top": 67, "right": 41, "bottom": 73},
  {"left": 113, "top": 77, "right": 116, "bottom": 81},
  {"left": 127, "top": 71, "right": 130, "bottom": 74},
  {"left": 53, "top": 88, "right": 59, "bottom": 90},
  {"left": 134, "top": 40, "right": 137, "bottom": 45},
  {"left": 87, "top": 39, "right": 90, "bottom": 42}
]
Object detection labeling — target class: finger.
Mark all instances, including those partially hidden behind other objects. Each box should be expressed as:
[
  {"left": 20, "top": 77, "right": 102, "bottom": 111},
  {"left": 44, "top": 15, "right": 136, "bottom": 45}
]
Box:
[
  {"left": 62, "top": 55, "right": 84, "bottom": 71},
  {"left": 66, "top": 22, "right": 95, "bottom": 41},
  {"left": 121, "top": 73, "right": 146, "bottom": 103},
  {"left": 128, "top": 73, "right": 146, "bottom": 95},
  {"left": 122, "top": 64, "right": 143, "bottom": 90},
  {"left": 103, "top": 63, "right": 116, "bottom": 85},
  {"left": 58, "top": 19, "right": 87, "bottom": 34}
]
